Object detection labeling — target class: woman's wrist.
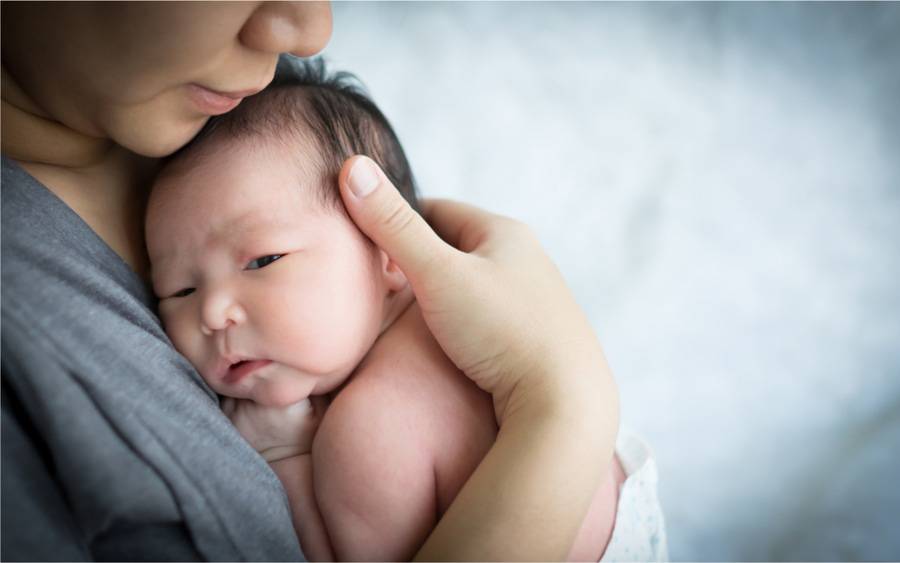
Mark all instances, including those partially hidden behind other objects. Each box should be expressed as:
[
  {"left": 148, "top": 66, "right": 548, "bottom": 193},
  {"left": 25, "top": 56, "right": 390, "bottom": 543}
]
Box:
[{"left": 501, "top": 338, "right": 617, "bottom": 430}]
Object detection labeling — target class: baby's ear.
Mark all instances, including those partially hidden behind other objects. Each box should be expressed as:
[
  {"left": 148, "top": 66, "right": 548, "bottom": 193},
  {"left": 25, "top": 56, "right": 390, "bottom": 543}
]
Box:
[{"left": 378, "top": 249, "right": 408, "bottom": 292}]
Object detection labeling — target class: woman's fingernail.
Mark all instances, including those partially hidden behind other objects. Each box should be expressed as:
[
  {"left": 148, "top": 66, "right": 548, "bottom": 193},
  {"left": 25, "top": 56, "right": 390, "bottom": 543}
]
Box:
[{"left": 348, "top": 158, "right": 379, "bottom": 199}]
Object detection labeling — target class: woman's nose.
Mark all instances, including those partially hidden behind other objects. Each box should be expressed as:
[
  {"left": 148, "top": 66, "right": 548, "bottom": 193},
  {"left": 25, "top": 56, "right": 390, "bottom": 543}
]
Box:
[
  {"left": 239, "top": 1, "right": 332, "bottom": 57},
  {"left": 200, "top": 289, "right": 247, "bottom": 336}
]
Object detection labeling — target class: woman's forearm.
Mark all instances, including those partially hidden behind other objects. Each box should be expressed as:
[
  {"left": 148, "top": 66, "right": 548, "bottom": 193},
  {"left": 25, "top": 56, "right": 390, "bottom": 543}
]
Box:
[{"left": 415, "top": 362, "right": 619, "bottom": 561}]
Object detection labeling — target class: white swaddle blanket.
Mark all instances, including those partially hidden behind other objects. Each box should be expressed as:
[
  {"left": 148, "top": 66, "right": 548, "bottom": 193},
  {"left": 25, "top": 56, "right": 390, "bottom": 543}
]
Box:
[{"left": 601, "top": 430, "right": 668, "bottom": 562}]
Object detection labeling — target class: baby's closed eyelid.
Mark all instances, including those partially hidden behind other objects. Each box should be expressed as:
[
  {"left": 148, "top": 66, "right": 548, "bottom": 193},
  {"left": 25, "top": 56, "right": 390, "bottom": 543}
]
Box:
[
  {"left": 154, "top": 276, "right": 196, "bottom": 298},
  {"left": 170, "top": 287, "right": 197, "bottom": 298},
  {"left": 244, "top": 254, "right": 285, "bottom": 270}
]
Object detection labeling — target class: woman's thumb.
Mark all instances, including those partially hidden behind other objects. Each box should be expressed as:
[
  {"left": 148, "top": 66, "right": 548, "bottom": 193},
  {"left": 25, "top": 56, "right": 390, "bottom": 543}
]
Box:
[{"left": 339, "top": 156, "right": 446, "bottom": 285}]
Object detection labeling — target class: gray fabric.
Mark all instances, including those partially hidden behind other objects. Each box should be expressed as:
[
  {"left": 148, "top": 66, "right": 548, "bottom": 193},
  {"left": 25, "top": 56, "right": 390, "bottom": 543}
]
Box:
[{"left": 1, "top": 157, "right": 304, "bottom": 561}]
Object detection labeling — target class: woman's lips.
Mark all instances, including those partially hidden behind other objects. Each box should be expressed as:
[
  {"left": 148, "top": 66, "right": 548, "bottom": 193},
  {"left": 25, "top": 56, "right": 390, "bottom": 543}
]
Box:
[
  {"left": 223, "top": 359, "right": 272, "bottom": 385},
  {"left": 187, "top": 84, "right": 252, "bottom": 115}
]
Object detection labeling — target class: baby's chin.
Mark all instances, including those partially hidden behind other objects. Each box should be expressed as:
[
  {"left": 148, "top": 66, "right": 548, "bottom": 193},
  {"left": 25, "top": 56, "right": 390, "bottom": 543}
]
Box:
[
  {"left": 247, "top": 370, "right": 348, "bottom": 407},
  {"left": 248, "top": 378, "right": 313, "bottom": 407}
]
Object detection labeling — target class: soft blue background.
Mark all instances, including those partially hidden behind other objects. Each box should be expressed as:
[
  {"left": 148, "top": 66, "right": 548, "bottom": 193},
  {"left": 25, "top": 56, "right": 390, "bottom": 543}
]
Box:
[{"left": 322, "top": 3, "right": 900, "bottom": 560}]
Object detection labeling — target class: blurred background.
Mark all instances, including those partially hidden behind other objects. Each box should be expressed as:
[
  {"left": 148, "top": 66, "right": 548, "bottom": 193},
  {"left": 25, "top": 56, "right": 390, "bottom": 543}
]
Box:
[{"left": 322, "top": 3, "right": 900, "bottom": 560}]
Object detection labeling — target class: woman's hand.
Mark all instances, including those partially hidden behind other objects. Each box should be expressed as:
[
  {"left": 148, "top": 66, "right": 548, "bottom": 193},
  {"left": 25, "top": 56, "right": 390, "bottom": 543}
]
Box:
[
  {"left": 339, "top": 156, "right": 613, "bottom": 426},
  {"left": 221, "top": 396, "right": 328, "bottom": 462},
  {"left": 338, "top": 156, "right": 619, "bottom": 561}
]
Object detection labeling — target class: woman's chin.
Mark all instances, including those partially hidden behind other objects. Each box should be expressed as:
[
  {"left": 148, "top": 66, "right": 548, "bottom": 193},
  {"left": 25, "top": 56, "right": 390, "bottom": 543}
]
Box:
[{"left": 108, "top": 113, "right": 209, "bottom": 158}]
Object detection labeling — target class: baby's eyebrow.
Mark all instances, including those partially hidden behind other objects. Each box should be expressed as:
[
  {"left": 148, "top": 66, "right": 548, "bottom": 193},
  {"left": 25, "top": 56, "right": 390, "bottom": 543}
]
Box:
[
  {"left": 148, "top": 257, "right": 179, "bottom": 290},
  {"left": 215, "top": 210, "right": 258, "bottom": 235},
  {"left": 215, "top": 210, "right": 282, "bottom": 237},
  {"left": 148, "top": 243, "right": 194, "bottom": 286},
  {"left": 214, "top": 211, "right": 299, "bottom": 242}
]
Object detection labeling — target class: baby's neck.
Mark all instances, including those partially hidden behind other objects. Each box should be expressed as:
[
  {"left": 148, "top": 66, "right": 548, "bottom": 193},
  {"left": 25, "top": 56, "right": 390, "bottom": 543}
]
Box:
[
  {"left": 378, "top": 284, "right": 416, "bottom": 335},
  {"left": 324, "top": 287, "right": 416, "bottom": 403}
]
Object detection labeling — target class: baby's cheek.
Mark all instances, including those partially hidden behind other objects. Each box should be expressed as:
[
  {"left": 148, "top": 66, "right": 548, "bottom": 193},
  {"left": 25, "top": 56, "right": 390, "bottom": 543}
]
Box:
[
  {"left": 162, "top": 308, "right": 205, "bottom": 373},
  {"left": 157, "top": 301, "right": 182, "bottom": 337},
  {"left": 264, "top": 296, "right": 369, "bottom": 380},
  {"left": 270, "top": 301, "right": 339, "bottom": 362},
  {"left": 264, "top": 257, "right": 382, "bottom": 375},
  {"left": 161, "top": 312, "right": 187, "bottom": 350}
]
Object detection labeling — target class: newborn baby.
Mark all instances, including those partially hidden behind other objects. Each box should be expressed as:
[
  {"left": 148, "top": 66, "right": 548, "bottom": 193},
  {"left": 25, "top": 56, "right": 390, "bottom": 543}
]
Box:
[{"left": 145, "top": 60, "right": 626, "bottom": 561}]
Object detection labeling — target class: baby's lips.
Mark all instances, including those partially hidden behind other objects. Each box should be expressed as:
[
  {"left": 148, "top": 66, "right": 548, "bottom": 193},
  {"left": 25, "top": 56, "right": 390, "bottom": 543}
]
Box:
[{"left": 223, "top": 359, "right": 272, "bottom": 385}]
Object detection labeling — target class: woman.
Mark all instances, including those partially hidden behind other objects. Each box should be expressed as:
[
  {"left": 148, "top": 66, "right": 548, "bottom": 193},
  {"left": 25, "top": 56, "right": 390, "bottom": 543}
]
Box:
[{"left": 1, "top": 3, "right": 619, "bottom": 560}]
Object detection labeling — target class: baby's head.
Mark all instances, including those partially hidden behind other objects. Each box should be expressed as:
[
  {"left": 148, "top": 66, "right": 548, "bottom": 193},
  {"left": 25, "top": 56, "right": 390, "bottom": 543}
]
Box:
[{"left": 146, "top": 59, "right": 417, "bottom": 407}]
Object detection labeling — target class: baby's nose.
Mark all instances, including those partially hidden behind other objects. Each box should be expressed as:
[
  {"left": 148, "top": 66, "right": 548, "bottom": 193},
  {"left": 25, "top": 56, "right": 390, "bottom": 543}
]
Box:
[{"left": 200, "top": 290, "right": 246, "bottom": 335}]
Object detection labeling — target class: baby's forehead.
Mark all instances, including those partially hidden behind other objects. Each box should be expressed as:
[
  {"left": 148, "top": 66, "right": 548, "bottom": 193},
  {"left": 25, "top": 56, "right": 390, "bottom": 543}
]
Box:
[
  {"left": 148, "top": 139, "right": 339, "bottom": 244},
  {"left": 155, "top": 132, "right": 324, "bottom": 202}
]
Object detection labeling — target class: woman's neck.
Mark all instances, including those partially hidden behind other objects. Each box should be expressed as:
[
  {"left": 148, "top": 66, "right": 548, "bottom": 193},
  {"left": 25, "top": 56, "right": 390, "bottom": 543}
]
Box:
[{"left": 2, "top": 67, "right": 159, "bottom": 281}]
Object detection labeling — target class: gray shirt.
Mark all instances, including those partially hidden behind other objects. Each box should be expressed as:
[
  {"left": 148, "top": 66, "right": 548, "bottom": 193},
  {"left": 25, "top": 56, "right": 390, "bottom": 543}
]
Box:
[{"left": 1, "top": 157, "right": 304, "bottom": 561}]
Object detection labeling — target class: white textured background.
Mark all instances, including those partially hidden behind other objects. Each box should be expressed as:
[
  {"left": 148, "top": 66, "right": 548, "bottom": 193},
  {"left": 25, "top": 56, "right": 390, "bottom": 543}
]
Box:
[{"left": 322, "top": 3, "right": 900, "bottom": 560}]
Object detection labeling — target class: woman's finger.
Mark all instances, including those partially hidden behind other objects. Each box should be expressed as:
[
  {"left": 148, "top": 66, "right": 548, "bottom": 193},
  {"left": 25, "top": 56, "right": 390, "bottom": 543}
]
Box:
[
  {"left": 420, "top": 198, "right": 498, "bottom": 254},
  {"left": 339, "top": 155, "right": 452, "bottom": 285}
]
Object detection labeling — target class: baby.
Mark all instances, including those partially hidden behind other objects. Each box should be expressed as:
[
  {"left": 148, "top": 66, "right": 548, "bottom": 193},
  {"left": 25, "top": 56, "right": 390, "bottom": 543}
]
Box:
[{"left": 145, "top": 60, "right": 646, "bottom": 561}]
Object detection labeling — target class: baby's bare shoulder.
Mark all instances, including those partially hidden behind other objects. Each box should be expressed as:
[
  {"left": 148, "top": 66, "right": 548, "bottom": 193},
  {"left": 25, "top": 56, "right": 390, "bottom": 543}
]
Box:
[
  {"left": 310, "top": 306, "right": 476, "bottom": 559},
  {"left": 317, "top": 304, "right": 496, "bottom": 462},
  {"left": 336, "top": 304, "right": 492, "bottom": 435},
  {"left": 316, "top": 303, "right": 497, "bottom": 513},
  {"left": 317, "top": 309, "right": 470, "bottom": 453}
]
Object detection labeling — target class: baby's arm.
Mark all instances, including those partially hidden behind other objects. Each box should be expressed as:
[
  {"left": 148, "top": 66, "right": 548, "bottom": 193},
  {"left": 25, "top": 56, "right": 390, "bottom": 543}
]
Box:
[
  {"left": 221, "top": 396, "right": 324, "bottom": 460},
  {"left": 313, "top": 381, "right": 439, "bottom": 561}
]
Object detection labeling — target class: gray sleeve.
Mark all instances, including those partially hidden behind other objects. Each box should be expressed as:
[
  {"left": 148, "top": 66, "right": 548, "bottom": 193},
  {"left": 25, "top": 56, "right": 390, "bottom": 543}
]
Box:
[
  {"left": 2, "top": 386, "right": 205, "bottom": 562},
  {"left": 1, "top": 385, "right": 89, "bottom": 562}
]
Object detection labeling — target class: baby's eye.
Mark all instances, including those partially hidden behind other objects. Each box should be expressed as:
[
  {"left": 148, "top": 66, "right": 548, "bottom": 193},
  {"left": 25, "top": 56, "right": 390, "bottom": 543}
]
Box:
[
  {"left": 245, "top": 254, "right": 284, "bottom": 270},
  {"left": 170, "top": 288, "right": 196, "bottom": 298}
]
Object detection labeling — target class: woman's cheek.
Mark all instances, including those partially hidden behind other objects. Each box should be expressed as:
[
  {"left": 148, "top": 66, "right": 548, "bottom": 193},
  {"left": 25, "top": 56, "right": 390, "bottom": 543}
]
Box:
[{"left": 99, "top": 92, "right": 208, "bottom": 157}]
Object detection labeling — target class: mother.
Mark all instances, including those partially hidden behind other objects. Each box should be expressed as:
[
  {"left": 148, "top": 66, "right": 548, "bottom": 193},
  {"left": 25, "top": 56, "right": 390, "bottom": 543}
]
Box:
[{"left": 1, "top": 3, "right": 619, "bottom": 560}]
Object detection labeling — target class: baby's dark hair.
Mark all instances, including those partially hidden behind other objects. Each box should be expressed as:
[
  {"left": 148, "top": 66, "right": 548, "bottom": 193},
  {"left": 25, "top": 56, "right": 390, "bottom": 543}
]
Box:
[{"left": 172, "top": 56, "right": 419, "bottom": 212}]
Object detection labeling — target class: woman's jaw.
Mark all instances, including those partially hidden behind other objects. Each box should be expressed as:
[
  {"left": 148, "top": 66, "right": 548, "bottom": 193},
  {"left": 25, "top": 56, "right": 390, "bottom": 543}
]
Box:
[
  {"left": 1, "top": 2, "right": 333, "bottom": 161},
  {"left": 0, "top": 68, "right": 113, "bottom": 168}
]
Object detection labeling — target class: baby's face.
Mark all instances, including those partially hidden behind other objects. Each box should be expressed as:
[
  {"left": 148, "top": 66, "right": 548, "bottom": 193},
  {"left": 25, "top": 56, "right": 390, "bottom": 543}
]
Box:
[{"left": 147, "top": 139, "right": 391, "bottom": 406}]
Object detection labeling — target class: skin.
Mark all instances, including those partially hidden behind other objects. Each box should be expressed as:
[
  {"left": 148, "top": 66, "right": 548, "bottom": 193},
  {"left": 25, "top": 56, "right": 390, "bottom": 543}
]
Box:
[
  {"left": 2, "top": 3, "right": 620, "bottom": 559},
  {"left": 337, "top": 158, "right": 622, "bottom": 560},
  {"left": 2, "top": 2, "right": 332, "bottom": 159},
  {"left": 148, "top": 133, "right": 623, "bottom": 560},
  {"left": 147, "top": 138, "right": 410, "bottom": 408},
  {"left": 1, "top": 1, "right": 332, "bottom": 278}
]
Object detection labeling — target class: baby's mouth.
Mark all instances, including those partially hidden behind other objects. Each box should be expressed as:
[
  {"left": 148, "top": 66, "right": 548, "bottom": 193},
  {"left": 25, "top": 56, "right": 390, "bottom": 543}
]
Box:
[{"left": 223, "top": 359, "right": 272, "bottom": 385}]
